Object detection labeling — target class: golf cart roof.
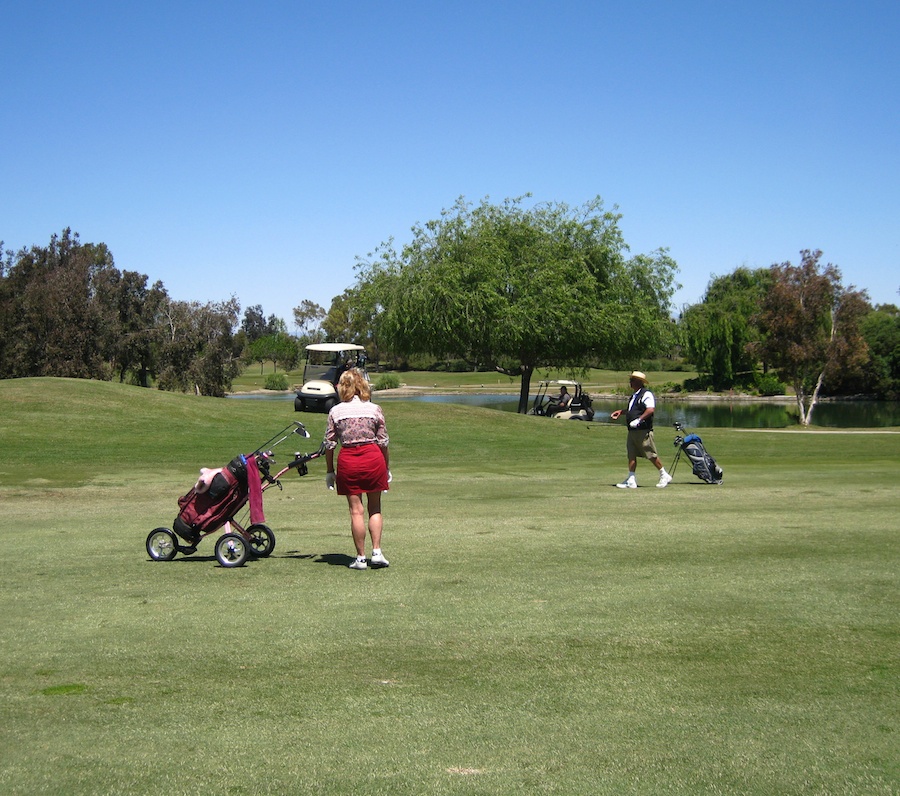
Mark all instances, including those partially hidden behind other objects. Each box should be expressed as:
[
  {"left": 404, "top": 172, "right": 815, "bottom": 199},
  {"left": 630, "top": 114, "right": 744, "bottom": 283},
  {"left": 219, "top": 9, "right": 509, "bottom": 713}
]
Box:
[
  {"left": 538, "top": 379, "right": 580, "bottom": 387},
  {"left": 305, "top": 343, "right": 365, "bottom": 353}
]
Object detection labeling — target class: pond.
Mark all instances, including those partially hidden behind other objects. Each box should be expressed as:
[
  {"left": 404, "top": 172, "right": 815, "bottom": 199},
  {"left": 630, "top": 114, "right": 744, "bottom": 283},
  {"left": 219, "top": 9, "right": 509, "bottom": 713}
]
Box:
[{"left": 228, "top": 391, "right": 900, "bottom": 428}]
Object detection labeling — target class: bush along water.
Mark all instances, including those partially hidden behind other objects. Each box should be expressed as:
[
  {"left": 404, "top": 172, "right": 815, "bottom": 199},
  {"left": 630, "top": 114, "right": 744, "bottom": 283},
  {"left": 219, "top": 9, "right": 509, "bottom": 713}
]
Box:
[
  {"left": 264, "top": 373, "right": 289, "bottom": 391},
  {"left": 374, "top": 374, "right": 402, "bottom": 391}
]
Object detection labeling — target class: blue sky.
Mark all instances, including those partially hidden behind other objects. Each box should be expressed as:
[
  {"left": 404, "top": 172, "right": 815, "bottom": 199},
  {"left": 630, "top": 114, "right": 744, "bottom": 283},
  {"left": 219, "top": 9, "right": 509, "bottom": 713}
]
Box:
[{"left": 3, "top": 1, "right": 898, "bottom": 330}]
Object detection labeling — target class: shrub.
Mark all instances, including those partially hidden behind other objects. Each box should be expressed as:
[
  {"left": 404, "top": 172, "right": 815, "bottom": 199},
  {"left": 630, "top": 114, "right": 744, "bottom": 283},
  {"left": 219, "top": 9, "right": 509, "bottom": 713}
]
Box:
[
  {"left": 682, "top": 376, "right": 711, "bottom": 392},
  {"left": 264, "top": 373, "right": 289, "bottom": 391},
  {"left": 754, "top": 373, "right": 786, "bottom": 396},
  {"left": 374, "top": 374, "right": 402, "bottom": 391}
]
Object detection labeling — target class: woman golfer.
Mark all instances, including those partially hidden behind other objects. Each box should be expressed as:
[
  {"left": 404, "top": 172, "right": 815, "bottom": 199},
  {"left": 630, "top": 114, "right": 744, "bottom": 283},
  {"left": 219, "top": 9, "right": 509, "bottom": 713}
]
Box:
[{"left": 324, "top": 368, "right": 391, "bottom": 569}]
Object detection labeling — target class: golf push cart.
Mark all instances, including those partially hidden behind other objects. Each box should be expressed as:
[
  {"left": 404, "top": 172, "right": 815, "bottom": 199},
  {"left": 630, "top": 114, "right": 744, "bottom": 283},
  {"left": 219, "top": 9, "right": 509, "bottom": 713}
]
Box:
[
  {"left": 529, "top": 380, "right": 595, "bottom": 421},
  {"left": 146, "top": 422, "right": 325, "bottom": 568},
  {"left": 294, "top": 343, "right": 368, "bottom": 413}
]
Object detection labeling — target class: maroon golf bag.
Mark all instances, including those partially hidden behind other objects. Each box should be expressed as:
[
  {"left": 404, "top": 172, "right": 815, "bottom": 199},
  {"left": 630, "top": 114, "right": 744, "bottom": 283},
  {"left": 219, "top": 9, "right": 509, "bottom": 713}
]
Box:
[{"left": 173, "top": 454, "right": 266, "bottom": 546}]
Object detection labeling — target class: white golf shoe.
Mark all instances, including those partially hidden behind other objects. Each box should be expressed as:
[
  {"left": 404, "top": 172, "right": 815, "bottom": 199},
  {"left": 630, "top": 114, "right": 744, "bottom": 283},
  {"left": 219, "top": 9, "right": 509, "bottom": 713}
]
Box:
[
  {"left": 616, "top": 477, "right": 637, "bottom": 489},
  {"left": 656, "top": 472, "right": 673, "bottom": 489}
]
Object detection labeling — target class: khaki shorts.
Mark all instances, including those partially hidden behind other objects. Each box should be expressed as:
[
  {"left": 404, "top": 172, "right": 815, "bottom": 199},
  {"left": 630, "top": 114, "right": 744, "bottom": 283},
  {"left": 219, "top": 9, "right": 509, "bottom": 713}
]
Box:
[{"left": 627, "top": 429, "right": 659, "bottom": 460}]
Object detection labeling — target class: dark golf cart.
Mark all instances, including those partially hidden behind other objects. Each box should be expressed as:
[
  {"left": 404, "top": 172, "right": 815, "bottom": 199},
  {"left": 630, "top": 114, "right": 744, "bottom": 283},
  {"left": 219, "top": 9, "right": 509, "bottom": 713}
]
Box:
[
  {"left": 529, "top": 380, "right": 595, "bottom": 421},
  {"left": 294, "top": 343, "right": 368, "bottom": 413}
]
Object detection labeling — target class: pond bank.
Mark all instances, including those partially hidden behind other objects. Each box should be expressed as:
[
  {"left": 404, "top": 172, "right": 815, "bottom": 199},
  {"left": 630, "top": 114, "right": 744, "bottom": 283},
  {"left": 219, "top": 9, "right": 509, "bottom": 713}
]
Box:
[
  {"left": 228, "top": 385, "right": 877, "bottom": 405},
  {"left": 374, "top": 386, "right": 797, "bottom": 402},
  {"left": 226, "top": 389, "right": 900, "bottom": 428}
]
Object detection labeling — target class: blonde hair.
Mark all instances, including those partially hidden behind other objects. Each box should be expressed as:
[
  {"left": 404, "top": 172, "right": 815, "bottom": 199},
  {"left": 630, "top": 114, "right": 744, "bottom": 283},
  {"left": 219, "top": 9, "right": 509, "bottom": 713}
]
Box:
[{"left": 337, "top": 368, "right": 371, "bottom": 402}]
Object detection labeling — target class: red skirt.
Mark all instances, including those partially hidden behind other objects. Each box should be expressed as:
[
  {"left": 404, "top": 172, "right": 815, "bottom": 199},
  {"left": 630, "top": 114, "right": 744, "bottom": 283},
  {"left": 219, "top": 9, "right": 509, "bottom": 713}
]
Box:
[{"left": 336, "top": 444, "right": 389, "bottom": 495}]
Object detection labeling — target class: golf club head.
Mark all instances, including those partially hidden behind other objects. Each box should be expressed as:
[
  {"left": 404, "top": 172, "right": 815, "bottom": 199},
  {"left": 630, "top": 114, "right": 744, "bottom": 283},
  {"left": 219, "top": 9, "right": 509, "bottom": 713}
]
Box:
[{"left": 293, "top": 421, "right": 311, "bottom": 438}]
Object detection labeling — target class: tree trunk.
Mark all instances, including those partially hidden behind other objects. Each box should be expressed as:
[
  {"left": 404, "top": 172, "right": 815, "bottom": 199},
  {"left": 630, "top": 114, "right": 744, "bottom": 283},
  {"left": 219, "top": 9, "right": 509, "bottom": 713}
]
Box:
[
  {"left": 517, "top": 365, "right": 533, "bottom": 414},
  {"left": 796, "top": 370, "right": 825, "bottom": 426},
  {"left": 803, "top": 370, "right": 825, "bottom": 426}
]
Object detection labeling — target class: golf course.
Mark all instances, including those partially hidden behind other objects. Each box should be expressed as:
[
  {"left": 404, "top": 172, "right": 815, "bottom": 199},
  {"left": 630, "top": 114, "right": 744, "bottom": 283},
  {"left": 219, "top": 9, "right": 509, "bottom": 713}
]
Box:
[{"left": 1, "top": 377, "right": 897, "bottom": 795}]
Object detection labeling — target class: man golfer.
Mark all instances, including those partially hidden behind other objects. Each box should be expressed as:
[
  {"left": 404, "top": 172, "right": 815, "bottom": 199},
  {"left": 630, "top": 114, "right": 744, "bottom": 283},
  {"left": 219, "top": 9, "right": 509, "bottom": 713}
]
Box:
[{"left": 610, "top": 371, "right": 673, "bottom": 489}]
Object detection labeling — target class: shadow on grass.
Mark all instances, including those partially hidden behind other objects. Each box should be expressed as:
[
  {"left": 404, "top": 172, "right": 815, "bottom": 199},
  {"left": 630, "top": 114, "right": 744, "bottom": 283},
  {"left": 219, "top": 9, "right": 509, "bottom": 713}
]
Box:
[
  {"left": 147, "top": 552, "right": 371, "bottom": 567},
  {"left": 608, "top": 481, "right": 722, "bottom": 488},
  {"left": 169, "top": 555, "right": 217, "bottom": 563},
  {"left": 275, "top": 551, "right": 357, "bottom": 566},
  {"left": 315, "top": 552, "right": 356, "bottom": 567}
]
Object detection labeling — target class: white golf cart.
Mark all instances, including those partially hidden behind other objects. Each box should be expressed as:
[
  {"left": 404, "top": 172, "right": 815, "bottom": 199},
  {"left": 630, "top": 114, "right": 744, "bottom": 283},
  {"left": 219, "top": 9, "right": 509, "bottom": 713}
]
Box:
[
  {"left": 529, "top": 379, "right": 595, "bottom": 421},
  {"left": 294, "top": 343, "right": 368, "bottom": 413}
]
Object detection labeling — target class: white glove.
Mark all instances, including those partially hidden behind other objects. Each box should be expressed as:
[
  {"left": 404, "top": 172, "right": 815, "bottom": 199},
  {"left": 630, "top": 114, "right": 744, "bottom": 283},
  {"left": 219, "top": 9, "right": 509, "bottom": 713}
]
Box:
[
  {"left": 325, "top": 472, "right": 336, "bottom": 490},
  {"left": 629, "top": 418, "right": 641, "bottom": 428}
]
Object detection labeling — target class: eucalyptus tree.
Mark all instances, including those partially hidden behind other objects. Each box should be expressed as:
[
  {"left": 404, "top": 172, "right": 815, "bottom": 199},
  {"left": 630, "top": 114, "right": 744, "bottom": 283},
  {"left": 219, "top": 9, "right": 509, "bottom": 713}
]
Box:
[
  {"left": 354, "top": 196, "right": 678, "bottom": 412},
  {"left": 751, "top": 250, "right": 870, "bottom": 425},
  {"left": 111, "top": 271, "right": 168, "bottom": 386},
  {"left": 156, "top": 297, "right": 242, "bottom": 396},
  {"left": 0, "top": 229, "right": 119, "bottom": 378},
  {"left": 0, "top": 243, "right": 11, "bottom": 374},
  {"left": 292, "top": 299, "right": 326, "bottom": 344},
  {"left": 241, "top": 305, "right": 269, "bottom": 342}
]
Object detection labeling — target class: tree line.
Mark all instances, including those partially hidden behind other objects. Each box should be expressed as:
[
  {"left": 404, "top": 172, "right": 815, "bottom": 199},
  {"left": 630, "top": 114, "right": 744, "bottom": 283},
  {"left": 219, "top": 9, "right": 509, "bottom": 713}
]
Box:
[
  {"left": 679, "top": 250, "right": 899, "bottom": 420},
  {"left": 316, "top": 196, "right": 899, "bottom": 424},
  {"left": 3, "top": 197, "right": 898, "bottom": 424},
  {"left": 0, "top": 229, "right": 242, "bottom": 396}
]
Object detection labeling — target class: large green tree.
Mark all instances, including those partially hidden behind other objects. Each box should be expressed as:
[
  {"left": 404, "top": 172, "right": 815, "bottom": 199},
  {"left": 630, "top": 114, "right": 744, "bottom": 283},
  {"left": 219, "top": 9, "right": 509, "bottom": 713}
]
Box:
[
  {"left": 859, "top": 303, "right": 900, "bottom": 399},
  {"left": 354, "top": 196, "right": 678, "bottom": 412},
  {"left": 751, "top": 250, "right": 870, "bottom": 425},
  {"left": 680, "top": 267, "right": 771, "bottom": 389},
  {"left": 246, "top": 332, "right": 300, "bottom": 373},
  {"left": 322, "top": 287, "right": 381, "bottom": 359}
]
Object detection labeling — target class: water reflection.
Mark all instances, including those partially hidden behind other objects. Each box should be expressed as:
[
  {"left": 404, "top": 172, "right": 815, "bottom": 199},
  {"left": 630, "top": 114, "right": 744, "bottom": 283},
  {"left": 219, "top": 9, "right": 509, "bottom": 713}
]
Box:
[
  {"left": 379, "top": 394, "right": 900, "bottom": 428},
  {"left": 228, "top": 391, "right": 900, "bottom": 428},
  {"left": 381, "top": 395, "right": 799, "bottom": 428}
]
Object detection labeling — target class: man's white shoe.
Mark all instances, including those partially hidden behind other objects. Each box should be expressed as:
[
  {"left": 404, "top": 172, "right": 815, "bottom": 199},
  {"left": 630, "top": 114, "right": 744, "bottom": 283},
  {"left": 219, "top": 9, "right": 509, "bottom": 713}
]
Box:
[
  {"left": 656, "top": 472, "right": 673, "bottom": 489},
  {"left": 370, "top": 551, "right": 390, "bottom": 568},
  {"left": 616, "top": 478, "right": 637, "bottom": 489},
  {"left": 349, "top": 557, "right": 368, "bottom": 570}
]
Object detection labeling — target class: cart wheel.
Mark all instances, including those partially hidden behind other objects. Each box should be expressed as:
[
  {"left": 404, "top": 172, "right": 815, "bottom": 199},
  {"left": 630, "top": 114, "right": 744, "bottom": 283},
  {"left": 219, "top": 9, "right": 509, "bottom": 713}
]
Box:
[
  {"left": 146, "top": 528, "right": 178, "bottom": 561},
  {"left": 247, "top": 524, "right": 276, "bottom": 557},
  {"left": 215, "top": 533, "right": 249, "bottom": 568}
]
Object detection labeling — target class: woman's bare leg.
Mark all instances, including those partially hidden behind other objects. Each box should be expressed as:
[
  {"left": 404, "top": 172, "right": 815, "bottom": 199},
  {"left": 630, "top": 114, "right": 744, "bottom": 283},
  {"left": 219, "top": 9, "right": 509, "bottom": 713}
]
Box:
[
  {"left": 347, "top": 494, "right": 367, "bottom": 556},
  {"left": 366, "top": 490, "right": 383, "bottom": 550}
]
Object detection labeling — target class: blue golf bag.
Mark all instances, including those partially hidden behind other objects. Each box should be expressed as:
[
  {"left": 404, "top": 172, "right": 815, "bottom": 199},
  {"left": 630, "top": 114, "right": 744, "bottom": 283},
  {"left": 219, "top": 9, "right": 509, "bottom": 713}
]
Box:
[{"left": 671, "top": 423, "right": 723, "bottom": 484}]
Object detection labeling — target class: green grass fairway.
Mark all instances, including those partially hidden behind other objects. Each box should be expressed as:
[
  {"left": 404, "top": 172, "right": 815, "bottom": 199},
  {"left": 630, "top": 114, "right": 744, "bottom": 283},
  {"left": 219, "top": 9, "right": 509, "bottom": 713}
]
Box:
[{"left": 1, "top": 378, "right": 897, "bottom": 795}]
